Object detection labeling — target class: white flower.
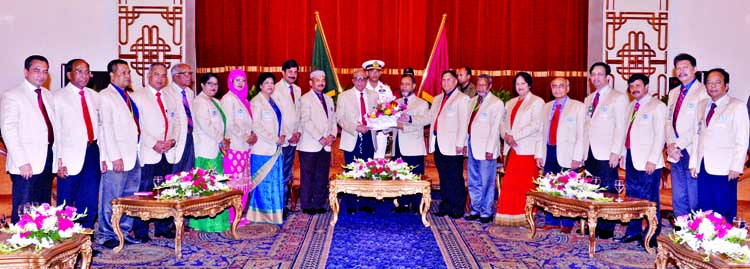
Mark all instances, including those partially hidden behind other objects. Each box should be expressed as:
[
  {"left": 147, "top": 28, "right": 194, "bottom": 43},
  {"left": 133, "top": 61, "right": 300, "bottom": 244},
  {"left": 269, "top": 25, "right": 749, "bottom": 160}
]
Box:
[{"left": 697, "top": 219, "right": 717, "bottom": 239}]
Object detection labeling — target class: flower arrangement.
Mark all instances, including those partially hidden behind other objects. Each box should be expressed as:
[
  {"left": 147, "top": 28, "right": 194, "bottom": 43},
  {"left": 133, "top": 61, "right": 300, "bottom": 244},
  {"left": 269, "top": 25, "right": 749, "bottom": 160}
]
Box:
[
  {"left": 533, "top": 170, "right": 611, "bottom": 202},
  {"left": 155, "top": 168, "right": 231, "bottom": 200},
  {"left": 671, "top": 210, "right": 750, "bottom": 263},
  {"left": 338, "top": 158, "right": 420, "bottom": 181},
  {"left": 366, "top": 97, "right": 407, "bottom": 130},
  {"left": 0, "top": 203, "right": 87, "bottom": 252}
]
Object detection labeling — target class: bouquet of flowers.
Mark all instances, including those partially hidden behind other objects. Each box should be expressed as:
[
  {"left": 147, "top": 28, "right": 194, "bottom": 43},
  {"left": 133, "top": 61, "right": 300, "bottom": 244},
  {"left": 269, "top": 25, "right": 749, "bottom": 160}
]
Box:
[
  {"left": 533, "top": 170, "right": 611, "bottom": 201},
  {"left": 338, "top": 158, "right": 420, "bottom": 181},
  {"left": 671, "top": 210, "right": 750, "bottom": 263},
  {"left": 366, "top": 97, "right": 407, "bottom": 130},
  {"left": 0, "top": 203, "right": 87, "bottom": 252},
  {"left": 155, "top": 168, "right": 231, "bottom": 200}
]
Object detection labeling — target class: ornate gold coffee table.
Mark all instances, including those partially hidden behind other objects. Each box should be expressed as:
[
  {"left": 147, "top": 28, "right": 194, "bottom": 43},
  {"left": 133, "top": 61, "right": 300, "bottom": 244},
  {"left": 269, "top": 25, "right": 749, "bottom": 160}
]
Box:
[
  {"left": 0, "top": 233, "right": 92, "bottom": 268},
  {"left": 111, "top": 190, "right": 243, "bottom": 258},
  {"left": 525, "top": 191, "right": 658, "bottom": 258},
  {"left": 329, "top": 179, "right": 431, "bottom": 227},
  {"left": 656, "top": 236, "right": 750, "bottom": 268}
]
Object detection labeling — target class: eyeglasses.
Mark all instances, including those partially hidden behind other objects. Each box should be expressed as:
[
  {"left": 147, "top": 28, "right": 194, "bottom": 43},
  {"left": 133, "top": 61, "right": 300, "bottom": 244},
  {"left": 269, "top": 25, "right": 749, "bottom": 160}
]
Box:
[
  {"left": 354, "top": 77, "right": 366, "bottom": 82},
  {"left": 176, "top": 72, "right": 194, "bottom": 76}
]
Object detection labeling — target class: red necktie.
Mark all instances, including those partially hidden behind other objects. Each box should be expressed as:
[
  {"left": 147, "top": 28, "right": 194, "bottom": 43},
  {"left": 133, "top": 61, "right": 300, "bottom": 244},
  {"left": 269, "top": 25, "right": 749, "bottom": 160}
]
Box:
[
  {"left": 592, "top": 92, "right": 601, "bottom": 114},
  {"left": 79, "top": 90, "right": 95, "bottom": 143},
  {"left": 433, "top": 92, "right": 451, "bottom": 132},
  {"left": 156, "top": 91, "right": 169, "bottom": 140},
  {"left": 35, "top": 88, "right": 54, "bottom": 145},
  {"left": 549, "top": 103, "right": 561, "bottom": 145},
  {"left": 625, "top": 102, "right": 640, "bottom": 149},
  {"left": 672, "top": 85, "right": 687, "bottom": 135},
  {"left": 289, "top": 85, "right": 296, "bottom": 105},
  {"left": 359, "top": 91, "right": 367, "bottom": 126},
  {"left": 510, "top": 97, "right": 523, "bottom": 129},
  {"left": 705, "top": 103, "right": 717, "bottom": 126},
  {"left": 468, "top": 96, "right": 483, "bottom": 134}
]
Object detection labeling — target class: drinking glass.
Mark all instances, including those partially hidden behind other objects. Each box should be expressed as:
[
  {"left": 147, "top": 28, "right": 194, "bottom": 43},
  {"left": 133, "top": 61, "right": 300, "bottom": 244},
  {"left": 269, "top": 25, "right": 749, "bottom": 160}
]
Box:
[
  {"left": 733, "top": 216, "right": 747, "bottom": 229},
  {"left": 614, "top": 179, "right": 625, "bottom": 202},
  {"left": 153, "top": 176, "right": 165, "bottom": 197},
  {"left": 592, "top": 176, "right": 601, "bottom": 187}
]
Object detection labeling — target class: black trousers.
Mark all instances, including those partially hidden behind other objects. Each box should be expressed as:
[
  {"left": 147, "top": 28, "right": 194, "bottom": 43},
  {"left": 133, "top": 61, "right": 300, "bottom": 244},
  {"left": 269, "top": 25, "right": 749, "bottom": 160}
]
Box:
[
  {"left": 298, "top": 149, "right": 331, "bottom": 210},
  {"left": 133, "top": 154, "right": 174, "bottom": 238},
  {"left": 394, "top": 137, "right": 424, "bottom": 210},
  {"left": 342, "top": 131, "right": 375, "bottom": 210},
  {"left": 57, "top": 142, "right": 101, "bottom": 229},
  {"left": 434, "top": 141, "right": 466, "bottom": 216},
  {"left": 584, "top": 148, "right": 619, "bottom": 232},
  {"left": 10, "top": 145, "right": 54, "bottom": 223}
]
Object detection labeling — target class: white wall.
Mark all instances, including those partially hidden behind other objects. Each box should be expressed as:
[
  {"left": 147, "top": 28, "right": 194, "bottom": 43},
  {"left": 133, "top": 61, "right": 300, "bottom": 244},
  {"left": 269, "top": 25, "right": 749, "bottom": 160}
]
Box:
[
  {"left": 670, "top": 0, "right": 750, "bottom": 100},
  {"left": 0, "top": 1, "right": 117, "bottom": 91}
]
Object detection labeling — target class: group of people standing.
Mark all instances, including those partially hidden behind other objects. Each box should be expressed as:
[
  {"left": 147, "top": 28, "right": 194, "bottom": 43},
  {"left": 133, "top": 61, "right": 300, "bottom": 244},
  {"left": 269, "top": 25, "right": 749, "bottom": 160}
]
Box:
[{"left": 0, "top": 53, "right": 746, "bottom": 253}]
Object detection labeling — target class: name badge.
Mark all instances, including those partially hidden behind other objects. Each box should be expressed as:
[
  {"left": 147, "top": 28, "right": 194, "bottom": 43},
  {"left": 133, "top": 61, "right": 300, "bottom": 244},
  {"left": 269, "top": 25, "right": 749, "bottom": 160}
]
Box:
[
  {"left": 237, "top": 109, "right": 244, "bottom": 116},
  {"left": 566, "top": 116, "right": 574, "bottom": 123},
  {"left": 446, "top": 107, "right": 456, "bottom": 114},
  {"left": 687, "top": 103, "right": 696, "bottom": 110},
  {"left": 212, "top": 110, "right": 217, "bottom": 117},
  {"left": 717, "top": 115, "right": 729, "bottom": 123},
  {"left": 601, "top": 106, "right": 608, "bottom": 113},
  {"left": 170, "top": 111, "right": 175, "bottom": 118},
  {"left": 642, "top": 114, "right": 649, "bottom": 120},
  {"left": 479, "top": 112, "right": 488, "bottom": 120},
  {"left": 262, "top": 111, "right": 272, "bottom": 120}
]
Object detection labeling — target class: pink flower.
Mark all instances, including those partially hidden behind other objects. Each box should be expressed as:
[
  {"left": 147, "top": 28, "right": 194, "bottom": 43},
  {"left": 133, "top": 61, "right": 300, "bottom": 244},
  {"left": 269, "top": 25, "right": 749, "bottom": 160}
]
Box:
[
  {"left": 696, "top": 233, "right": 704, "bottom": 240},
  {"left": 557, "top": 185, "right": 564, "bottom": 190},
  {"left": 567, "top": 171, "right": 578, "bottom": 178},
  {"left": 20, "top": 231, "right": 30, "bottom": 238},
  {"left": 165, "top": 174, "right": 174, "bottom": 181},
  {"left": 33, "top": 215, "right": 46, "bottom": 229},
  {"left": 688, "top": 218, "right": 701, "bottom": 231},
  {"left": 61, "top": 206, "right": 77, "bottom": 218},
  {"left": 396, "top": 158, "right": 403, "bottom": 164},
  {"left": 58, "top": 218, "right": 74, "bottom": 231}
]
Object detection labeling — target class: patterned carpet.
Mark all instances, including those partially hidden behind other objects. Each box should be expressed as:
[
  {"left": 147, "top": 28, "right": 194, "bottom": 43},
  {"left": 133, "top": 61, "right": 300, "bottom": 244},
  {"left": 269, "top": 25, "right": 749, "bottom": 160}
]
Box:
[{"left": 91, "top": 199, "right": 670, "bottom": 268}]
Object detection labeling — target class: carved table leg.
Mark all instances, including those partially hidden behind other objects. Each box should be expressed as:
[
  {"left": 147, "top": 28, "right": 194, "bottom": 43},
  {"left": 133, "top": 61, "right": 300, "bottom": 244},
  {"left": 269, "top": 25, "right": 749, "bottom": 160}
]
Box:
[
  {"left": 525, "top": 197, "right": 536, "bottom": 239},
  {"left": 329, "top": 190, "right": 339, "bottom": 226},
  {"left": 230, "top": 197, "right": 242, "bottom": 239},
  {"left": 174, "top": 215, "right": 184, "bottom": 259},
  {"left": 655, "top": 241, "right": 668, "bottom": 269},
  {"left": 111, "top": 206, "right": 125, "bottom": 253},
  {"left": 587, "top": 214, "right": 598, "bottom": 258},
  {"left": 420, "top": 190, "right": 431, "bottom": 227},
  {"left": 80, "top": 235, "right": 93, "bottom": 269},
  {"left": 643, "top": 207, "right": 658, "bottom": 254},
  {"left": 579, "top": 219, "right": 586, "bottom": 236}
]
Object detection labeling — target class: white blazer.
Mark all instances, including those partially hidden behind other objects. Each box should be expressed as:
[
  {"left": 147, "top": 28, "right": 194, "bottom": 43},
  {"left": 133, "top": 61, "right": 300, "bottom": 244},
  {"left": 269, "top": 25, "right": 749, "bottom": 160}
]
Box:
[
  {"left": 250, "top": 94, "right": 284, "bottom": 155},
  {"left": 620, "top": 96, "right": 666, "bottom": 170},
  {"left": 192, "top": 93, "right": 225, "bottom": 159},
  {"left": 52, "top": 84, "right": 104, "bottom": 175},
  {"left": 0, "top": 81, "right": 57, "bottom": 174},
  {"left": 502, "top": 94, "right": 544, "bottom": 156},
  {"left": 99, "top": 84, "right": 140, "bottom": 170},
  {"left": 130, "top": 86, "right": 180, "bottom": 165},
  {"left": 583, "top": 86, "right": 629, "bottom": 161},
  {"left": 393, "top": 95, "right": 430, "bottom": 157},
  {"left": 468, "top": 94, "right": 505, "bottom": 159},
  {"left": 272, "top": 80, "right": 302, "bottom": 146},
  {"left": 428, "top": 89, "right": 470, "bottom": 155},
  {"left": 220, "top": 92, "right": 253, "bottom": 151},
  {"left": 664, "top": 82, "right": 709, "bottom": 162},
  {"left": 535, "top": 98, "right": 586, "bottom": 168},
  {"left": 163, "top": 83, "right": 195, "bottom": 163},
  {"left": 689, "top": 95, "right": 750, "bottom": 175},
  {"left": 298, "top": 91, "right": 337, "bottom": 153},
  {"left": 336, "top": 88, "right": 379, "bottom": 152}
]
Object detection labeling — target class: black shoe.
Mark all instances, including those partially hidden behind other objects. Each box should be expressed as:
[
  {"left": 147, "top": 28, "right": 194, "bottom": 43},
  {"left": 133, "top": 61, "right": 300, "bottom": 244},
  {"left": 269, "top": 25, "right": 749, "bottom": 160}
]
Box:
[
  {"left": 449, "top": 213, "right": 462, "bottom": 219},
  {"left": 479, "top": 217, "right": 492, "bottom": 223},
  {"left": 614, "top": 234, "right": 643, "bottom": 243},
  {"left": 347, "top": 208, "right": 357, "bottom": 214},
  {"left": 154, "top": 231, "right": 176, "bottom": 239},
  {"left": 302, "top": 209, "right": 316, "bottom": 215},
  {"left": 432, "top": 211, "right": 449, "bottom": 217},
  {"left": 92, "top": 249, "right": 102, "bottom": 257},
  {"left": 360, "top": 206, "right": 375, "bottom": 213},
  {"left": 576, "top": 227, "right": 590, "bottom": 235},
  {"left": 410, "top": 207, "right": 420, "bottom": 214},
  {"left": 394, "top": 206, "right": 411, "bottom": 213},
  {"left": 596, "top": 230, "right": 614, "bottom": 240},
  {"left": 135, "top": 235, "right": 151, "bottom": 243},
  {"left": 464, "top": 214, "right": 480, "bottom": 221},
  {"left": 283, "top": 208, "right": 290, "bottom": 219},
  {"left": 674, "top": 226, "right": 682, "bottom": 232},
  {"left": 315, "top": 208, "right": 328, "bottom": 214},
  {"left": 102, "top": 239, "right": 119, "bottom": 249},
  {"left": 124, "top": 234, "right": 141, "bottom": 245}
]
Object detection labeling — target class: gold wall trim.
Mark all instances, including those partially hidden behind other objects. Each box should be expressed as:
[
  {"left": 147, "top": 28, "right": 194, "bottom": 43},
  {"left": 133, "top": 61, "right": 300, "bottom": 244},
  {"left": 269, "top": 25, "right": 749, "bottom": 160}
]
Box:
[{"left": 196, "top": 66, "right": 587, "bottom": 78}]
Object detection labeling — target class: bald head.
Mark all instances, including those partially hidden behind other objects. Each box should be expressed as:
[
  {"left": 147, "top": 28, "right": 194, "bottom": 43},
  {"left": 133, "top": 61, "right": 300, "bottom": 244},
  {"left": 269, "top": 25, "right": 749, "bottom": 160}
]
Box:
[
  {"left": 550, "top": 77, "right": 570, "bottom": 100},
  {"left": 352, "top": 69, "right": 367, "bottom": 91}
]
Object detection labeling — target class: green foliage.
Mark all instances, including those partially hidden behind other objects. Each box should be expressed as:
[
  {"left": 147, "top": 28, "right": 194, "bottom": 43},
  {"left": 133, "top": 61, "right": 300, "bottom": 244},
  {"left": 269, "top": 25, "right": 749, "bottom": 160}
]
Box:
[
  {"left": 660, "top": 94, "right": 669, "bottom": 105},
  {"left": 490, "top": 86, "right": 513, "bottom": 103}
]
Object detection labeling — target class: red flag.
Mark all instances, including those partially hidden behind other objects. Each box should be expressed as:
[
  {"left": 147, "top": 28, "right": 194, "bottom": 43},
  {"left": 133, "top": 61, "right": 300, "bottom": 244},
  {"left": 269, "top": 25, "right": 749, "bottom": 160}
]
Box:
[{"left": 418, "top": 14, "right": 449, "bottom": 103}]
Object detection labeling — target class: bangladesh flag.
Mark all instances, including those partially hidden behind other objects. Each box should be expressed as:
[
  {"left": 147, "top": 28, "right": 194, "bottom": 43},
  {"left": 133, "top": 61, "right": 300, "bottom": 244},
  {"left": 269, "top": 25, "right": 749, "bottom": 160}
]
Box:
[{"left": 312, "top": 12, "right": 342, "bottom": 96}]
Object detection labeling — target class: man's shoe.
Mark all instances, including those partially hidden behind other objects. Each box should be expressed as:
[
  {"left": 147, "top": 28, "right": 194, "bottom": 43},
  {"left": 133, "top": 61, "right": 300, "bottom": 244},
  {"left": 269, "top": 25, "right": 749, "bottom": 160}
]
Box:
[
  {"left": 432, "top": 211, "right": 449, "bottom": 217},
  {"left": 576, "top": 227, "right": 590, "bottom": 235},
  {"left": 154, "top": 231, "right": 176, "bottom": 239},
  {"left": 596, "top": 230, "right": 614, "bottom": 240},
  {"left": 360, "top": 206, "right": 375, "bottom": 213},
  {"left": 613, "top": 234, "right": 642, "bottom": 243},
  {"left": 449, "top": 213, "right": 462, "bottom": 219},
  {"left": 124, "top": 234, "right": 141, "bottom": 245},
  {"left": 479, "top": 217, "right": 492, "bottom": 224},
  {"left": 315, "top": 208, "right": 328, "bottom": 214},
  {"left": 135, "top": 235, "right": 151, "bottom": 244},
  {"left": 542, "top": 225, "right": 560, "bottom": 231},
  {"left": 394, "top": 206, "right": 411, "bottom": 213},
  {"left": 347, "top": 208, "right": 357, "bottom": 214},
  {"left": 102, "top": 239, "right": 120, "bottom": 249},
  {"left": 92, "top": 249, "right": 102, "bottom": 257},
  {"left": 302, "top": 209, "right": 316, "bottom": 215},
  {"left": 464, "top": 214, "right": 480, "bottom": 221},
  {"left": 283, "top": 208, "right": 290, "bottom": 219},
  {"left": 560, "top": 227, "right": 573, "bottom": 234}
]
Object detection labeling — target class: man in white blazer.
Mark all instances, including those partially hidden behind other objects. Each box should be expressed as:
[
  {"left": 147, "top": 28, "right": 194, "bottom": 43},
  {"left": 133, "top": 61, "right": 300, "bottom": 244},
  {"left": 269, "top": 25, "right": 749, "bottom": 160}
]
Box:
[
  {"left": 1, "top": 55, "right": 56, "bottom": 224},
  {"left": 337, "top": 69, "right": 379, "bottom": 213},
  {"left": 130, "top": 63, "right": 179, "bottom": 242},
  {"left": 582, "top": 62, "right": 629, "bottom": 239},
  {"left": 429, "top": 70, "right": 471, "bottom": 219},
  {"left": 164, "top": 63, "right": 196, "bottom": 174},
  {"left": 534, "top": 78, "right": 586, "bottom": 233},
  {"left": 613, "top": 74, "right": 666, "bottom": 247},
  {"left": 297, "top": 70, "right": 337, "bottom": 215},
  {"left": 689, "top": 68, "right": 749, "bottom": 222},
  {"left": 393, "top": 72, "right": 430, "bottom": 213},
  {"left": 97, "top": 59, "right": 144, "bottom": 248},
  {"left": 52, "top": 59, "right": 107, "bottom": 229},
  {"left": 464, "top": 74, "right": 504, "bottom": 223},
  {"left": 664, "top": 53, "right": 709, "bottom": 219},
  {"left": 272, "top": 59, "right": 302, "bottom": 215}
]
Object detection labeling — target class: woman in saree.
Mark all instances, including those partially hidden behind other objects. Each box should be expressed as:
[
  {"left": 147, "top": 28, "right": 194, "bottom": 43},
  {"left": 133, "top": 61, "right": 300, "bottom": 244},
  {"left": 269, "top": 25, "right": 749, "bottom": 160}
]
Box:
[
  {"left": 188, "top": 72, "right": 231, "bottom": 232},
  {"left": 220, "top": 69, "right": 257, "bottom": 225},
  {"left": 496, "top": 72, "right": 545, "bottom": 226},
  {"left": 246, "top": 72, "right": 286, "bottom": 224}
]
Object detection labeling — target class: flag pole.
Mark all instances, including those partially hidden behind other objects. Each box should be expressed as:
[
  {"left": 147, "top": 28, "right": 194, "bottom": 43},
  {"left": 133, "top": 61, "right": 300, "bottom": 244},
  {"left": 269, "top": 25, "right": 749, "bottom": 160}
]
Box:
[
  {"left": 417, "top": 13, "right": 447, "bottom": 102},
  {"left": 314, "top": 11, "right": 343, "bottom": 95}
]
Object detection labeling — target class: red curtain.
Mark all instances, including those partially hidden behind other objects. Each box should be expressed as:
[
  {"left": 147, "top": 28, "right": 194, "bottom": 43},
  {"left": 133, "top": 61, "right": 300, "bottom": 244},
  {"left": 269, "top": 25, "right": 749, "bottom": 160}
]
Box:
[{"left": 196, "top": 0, "right": 589, "bottom": 101}]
